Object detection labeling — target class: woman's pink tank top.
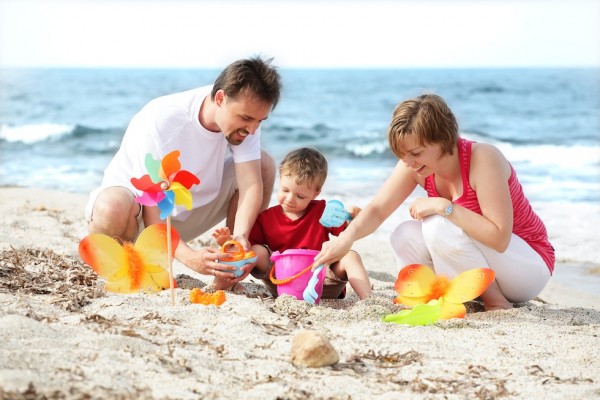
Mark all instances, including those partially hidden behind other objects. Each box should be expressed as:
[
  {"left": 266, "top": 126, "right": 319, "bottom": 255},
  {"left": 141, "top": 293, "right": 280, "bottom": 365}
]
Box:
[{"left": 424, "top": 138, "right": 555, "bottom": 273}]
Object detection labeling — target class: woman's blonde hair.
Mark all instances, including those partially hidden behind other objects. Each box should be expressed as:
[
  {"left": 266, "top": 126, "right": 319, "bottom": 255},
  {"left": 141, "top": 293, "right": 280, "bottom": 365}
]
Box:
[{"left": 387, "top": 93, "right": 458, "bottom": 159}]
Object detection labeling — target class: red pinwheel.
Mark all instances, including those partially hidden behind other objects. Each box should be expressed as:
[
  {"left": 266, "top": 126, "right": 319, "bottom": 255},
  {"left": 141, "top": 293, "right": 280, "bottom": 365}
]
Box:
[{"left": 131, "top": 150, "right": 200, "bottom": 220}]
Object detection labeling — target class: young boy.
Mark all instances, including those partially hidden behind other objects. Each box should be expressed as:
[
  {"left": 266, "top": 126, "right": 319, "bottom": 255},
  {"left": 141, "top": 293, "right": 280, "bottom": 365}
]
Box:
[{"left": 215, "top": 147, "right": 372, "bottom": 300}]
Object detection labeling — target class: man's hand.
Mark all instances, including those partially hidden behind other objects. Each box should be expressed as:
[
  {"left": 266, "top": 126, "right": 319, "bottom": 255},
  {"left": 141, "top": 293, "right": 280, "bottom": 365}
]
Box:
[{"left": 184, "top": 247, "right": 237, "bottom": 278}]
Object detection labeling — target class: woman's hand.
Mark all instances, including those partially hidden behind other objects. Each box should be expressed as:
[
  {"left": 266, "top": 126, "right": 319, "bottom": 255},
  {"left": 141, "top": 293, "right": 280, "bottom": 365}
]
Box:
[
  {"left": 313, "top": 234, "right": 354, "bottom": 268},
  {"left": 409, "top": 197, "right": 451, "bottom": 220}
]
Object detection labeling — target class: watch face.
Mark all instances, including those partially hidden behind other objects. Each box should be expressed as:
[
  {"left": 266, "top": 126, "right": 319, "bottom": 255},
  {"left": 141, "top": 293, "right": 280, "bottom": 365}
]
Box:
[{"left": 444, "top": 204, "right": 453, "bottom": 217}]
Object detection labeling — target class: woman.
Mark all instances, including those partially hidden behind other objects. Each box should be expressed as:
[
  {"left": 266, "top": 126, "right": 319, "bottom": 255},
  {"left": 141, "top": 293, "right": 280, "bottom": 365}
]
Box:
[{"left": 313, "top": 94, "right": 554, "bottom": 310}]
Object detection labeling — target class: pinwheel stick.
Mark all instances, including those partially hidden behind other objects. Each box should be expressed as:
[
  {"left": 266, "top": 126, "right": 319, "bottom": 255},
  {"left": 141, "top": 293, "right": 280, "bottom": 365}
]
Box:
[
  {"left": 166, "top": 216, "right": 175, "bottom": 305},
  {"left": 130, "top": 150, "right": 201, "bottom": 305}
]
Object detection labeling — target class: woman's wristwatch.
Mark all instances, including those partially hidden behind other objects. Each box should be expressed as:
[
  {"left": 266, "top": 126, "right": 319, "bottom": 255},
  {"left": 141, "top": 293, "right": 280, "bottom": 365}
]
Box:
[{"left": 443, "top": 202, "right": 454, "bottom": 218}]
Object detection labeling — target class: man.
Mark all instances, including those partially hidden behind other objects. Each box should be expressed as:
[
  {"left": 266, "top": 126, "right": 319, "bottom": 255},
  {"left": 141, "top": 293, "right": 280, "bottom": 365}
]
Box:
[{"left": 85, "top": 56, "right": 282, "bottom": 290}]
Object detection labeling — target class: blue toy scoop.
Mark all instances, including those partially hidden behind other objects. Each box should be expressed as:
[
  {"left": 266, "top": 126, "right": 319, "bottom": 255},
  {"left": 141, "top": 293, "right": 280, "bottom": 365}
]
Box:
[{"left": 319, "top": 200, "right": 352, "bottom": 228}]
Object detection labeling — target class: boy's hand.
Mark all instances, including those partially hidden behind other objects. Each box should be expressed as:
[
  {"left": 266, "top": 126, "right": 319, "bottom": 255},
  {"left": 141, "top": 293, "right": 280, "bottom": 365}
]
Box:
[
  {"left": 212, "top": 227, "right": 232, "bottom": 246},
  {"left": 348, "top": 206, "right": 362, "bottom": 220},
  {"left": 232, "top": 235, "right": 252, "bottom": 252}
]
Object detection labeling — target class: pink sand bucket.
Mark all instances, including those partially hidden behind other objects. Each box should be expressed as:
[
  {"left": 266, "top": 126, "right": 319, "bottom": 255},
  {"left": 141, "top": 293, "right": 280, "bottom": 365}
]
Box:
[{"left": 269, "top": 249, "right": 326, "bottom": 304}]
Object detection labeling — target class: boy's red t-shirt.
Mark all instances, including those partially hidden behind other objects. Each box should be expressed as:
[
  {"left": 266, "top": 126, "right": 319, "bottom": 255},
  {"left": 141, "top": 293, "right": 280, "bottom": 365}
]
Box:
[{"left": 249, "top": 199, "right": 346, "bottom": 252}]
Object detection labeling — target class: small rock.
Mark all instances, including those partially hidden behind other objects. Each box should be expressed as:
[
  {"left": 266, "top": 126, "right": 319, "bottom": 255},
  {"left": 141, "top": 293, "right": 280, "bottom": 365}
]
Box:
[{"left": 290, "top": 330, "right": 339, "bottom": 367}]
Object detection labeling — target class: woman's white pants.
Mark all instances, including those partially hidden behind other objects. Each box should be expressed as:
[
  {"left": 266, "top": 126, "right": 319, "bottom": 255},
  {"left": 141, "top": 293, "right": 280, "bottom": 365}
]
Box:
[{"left": 389, "top": 216, "right": 551, "bottom": 303}]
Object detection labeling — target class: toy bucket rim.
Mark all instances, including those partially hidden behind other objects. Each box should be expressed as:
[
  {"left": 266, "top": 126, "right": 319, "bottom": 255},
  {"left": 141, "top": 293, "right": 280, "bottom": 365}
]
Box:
[{"left": 270, "top": 248, "right": 319, "bottom": 262}]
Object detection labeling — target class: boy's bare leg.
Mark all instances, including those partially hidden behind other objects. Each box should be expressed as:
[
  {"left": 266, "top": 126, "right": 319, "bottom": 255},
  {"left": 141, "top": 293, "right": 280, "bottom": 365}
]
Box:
[{"left": 330, "top": 251, "right": 372, "bottom": 300}]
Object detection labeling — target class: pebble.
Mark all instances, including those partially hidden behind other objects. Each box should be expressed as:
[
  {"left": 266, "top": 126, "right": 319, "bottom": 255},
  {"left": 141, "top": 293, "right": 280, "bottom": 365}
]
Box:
[{"left": 290, "top": 330, "right": 339, "bottom": 367}]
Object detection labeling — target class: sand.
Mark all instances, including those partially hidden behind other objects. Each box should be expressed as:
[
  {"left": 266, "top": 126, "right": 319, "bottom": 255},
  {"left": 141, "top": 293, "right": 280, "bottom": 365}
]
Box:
[{"left": 1, "top": 187, "right": 599, "bottom": 399}]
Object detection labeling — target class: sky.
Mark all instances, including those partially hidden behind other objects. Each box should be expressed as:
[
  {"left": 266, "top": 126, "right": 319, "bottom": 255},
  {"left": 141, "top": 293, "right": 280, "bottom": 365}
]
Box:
[{"left": 1, "top": 0, "right": 599, "bottom": 69}]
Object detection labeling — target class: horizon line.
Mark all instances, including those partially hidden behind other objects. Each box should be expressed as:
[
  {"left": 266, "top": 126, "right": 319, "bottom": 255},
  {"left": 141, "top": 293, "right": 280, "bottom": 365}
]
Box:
[{"left": 1, "top": 64, "right": 599, "bottom": 70}]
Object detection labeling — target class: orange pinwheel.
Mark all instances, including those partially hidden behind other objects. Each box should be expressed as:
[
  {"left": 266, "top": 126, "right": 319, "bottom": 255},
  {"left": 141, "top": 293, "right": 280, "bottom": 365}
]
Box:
[
  {"left": 394, "top": 264, "right": 495, "bottom": 319},
  {"left": 78, "top": 224, "right": 179, "bottom": 294}
]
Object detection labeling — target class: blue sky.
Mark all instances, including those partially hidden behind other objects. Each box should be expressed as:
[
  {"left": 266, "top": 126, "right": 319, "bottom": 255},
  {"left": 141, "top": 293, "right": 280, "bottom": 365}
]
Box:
[{"left": 1, "top": 0, "right": 599, "bottom": 68}]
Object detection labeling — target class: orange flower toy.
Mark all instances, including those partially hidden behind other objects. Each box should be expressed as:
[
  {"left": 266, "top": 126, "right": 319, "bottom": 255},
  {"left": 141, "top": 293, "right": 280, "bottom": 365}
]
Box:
[
  {"left": 393, "top": 264, "right": 495, "bottom": 320},
  {"left": 130, "top": 150, "right": 200, "bottom": 305},
  {"left": 189, "top": 288, "right": 226, "bottom": 306},
  {"left": 79, "top": 224, "right": 179, "bottom": 294}
]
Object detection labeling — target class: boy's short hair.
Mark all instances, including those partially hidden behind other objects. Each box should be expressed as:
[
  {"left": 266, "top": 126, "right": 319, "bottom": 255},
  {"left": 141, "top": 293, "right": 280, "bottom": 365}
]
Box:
[
  {"left": 211, "top": 56, "right": 282, "bottom": 110},
  {"left": 387, "top": 93, "right": 458, "bottom": 159},
  {"left": 279, "top": 147, "right": 328, "bottom": 191}
]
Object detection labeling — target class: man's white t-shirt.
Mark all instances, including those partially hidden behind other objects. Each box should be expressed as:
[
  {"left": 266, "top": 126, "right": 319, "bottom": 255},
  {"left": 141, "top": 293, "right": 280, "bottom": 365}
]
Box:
[{"left": 96, "top": 84, "right": 261, "bottom": 221}]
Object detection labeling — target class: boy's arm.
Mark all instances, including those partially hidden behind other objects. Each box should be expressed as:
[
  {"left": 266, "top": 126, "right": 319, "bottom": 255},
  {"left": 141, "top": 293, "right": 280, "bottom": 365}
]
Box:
[{"left": 232, "top": 159, "right": 262, "bottom": 250}]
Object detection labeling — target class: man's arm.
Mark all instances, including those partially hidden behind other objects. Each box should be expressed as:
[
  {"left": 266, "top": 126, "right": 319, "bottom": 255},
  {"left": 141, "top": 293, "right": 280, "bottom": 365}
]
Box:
[{"left": 142, "top": 204, "right": 234, "bottom": 276}]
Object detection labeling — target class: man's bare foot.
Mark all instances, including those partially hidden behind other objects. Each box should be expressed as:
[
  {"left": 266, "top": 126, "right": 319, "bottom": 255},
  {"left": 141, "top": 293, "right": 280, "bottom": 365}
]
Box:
[{"left": 207, "top": 280, "right": 249, "bottom": 296}]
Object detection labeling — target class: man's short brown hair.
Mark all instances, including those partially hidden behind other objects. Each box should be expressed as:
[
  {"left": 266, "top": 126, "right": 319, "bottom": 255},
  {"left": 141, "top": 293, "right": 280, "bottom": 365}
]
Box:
[{"left": 211, "top": 56, "right": 282, "bottom": 110}]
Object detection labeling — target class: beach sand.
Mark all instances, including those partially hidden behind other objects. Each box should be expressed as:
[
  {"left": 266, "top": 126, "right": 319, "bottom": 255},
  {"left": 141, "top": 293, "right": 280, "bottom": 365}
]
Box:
[{"left": 1, "top": 187, "right": 599, "bottom": 399}]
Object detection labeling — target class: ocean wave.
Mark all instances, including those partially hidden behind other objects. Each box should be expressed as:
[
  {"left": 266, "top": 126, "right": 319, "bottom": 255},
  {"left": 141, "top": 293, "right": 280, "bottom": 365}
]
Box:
[
  {"left": 0, "top": 123, "right": 115, "bottom": 144},
  {"left": 345, "top": 140, "right": 389, "bottom": 157},
  {"left": 0, "top": 123, "right": 75, "bottom": 144},
  {"left": 470, "top": 85, "right": 505, "bottom": 94},
  {"left": 493, "top": 142, "right": 600, "bottom": 172},
  {"left": 463, "top": 130, "right": 599, "bottom": 146},
  {"left": 337, "top": 132, "right": 600, "bottom": 160}
]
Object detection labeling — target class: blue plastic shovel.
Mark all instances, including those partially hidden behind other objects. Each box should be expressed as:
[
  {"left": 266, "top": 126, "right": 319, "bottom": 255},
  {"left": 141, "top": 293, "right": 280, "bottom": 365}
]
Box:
[
  {"left": 319, "top": 200, "right": 352, "bottom": 228},
  {"left": 302, "top": 264, "right": 324, "bottom": 304}
]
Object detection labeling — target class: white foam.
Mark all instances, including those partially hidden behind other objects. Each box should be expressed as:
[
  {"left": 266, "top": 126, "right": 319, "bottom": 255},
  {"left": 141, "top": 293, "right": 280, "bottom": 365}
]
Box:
[
  {"left": 499, "top": 142, "right": 600, "bottom": 172},
  {"left": 0, "top": 123, "right": 74, "bottom": 144},
  {"left": 345, "top": 140, "right": 388, "bottom": 156}
]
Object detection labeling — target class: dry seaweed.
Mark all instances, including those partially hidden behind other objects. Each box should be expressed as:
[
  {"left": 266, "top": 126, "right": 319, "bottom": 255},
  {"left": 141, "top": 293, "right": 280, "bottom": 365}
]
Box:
[
  {"left": 527, "top": 364, "right": 594, "bottom": 385},
  {"left": 0, "top": 381, "right": 154, "bottom": 400},
  {"left": 348, "top": 349, "right": 423, "bottom": 369},
  {"left": 398, "top": 364, "right": 512, "bottom": 399},
  {"left": 0, "top": 247, "right": 105, "bottom": 311}
]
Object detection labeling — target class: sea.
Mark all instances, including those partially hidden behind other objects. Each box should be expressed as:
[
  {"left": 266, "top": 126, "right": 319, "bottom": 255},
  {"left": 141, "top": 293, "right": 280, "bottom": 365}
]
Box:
[{"left": 1, "top": 68, "right": 599, "bottom": 274}]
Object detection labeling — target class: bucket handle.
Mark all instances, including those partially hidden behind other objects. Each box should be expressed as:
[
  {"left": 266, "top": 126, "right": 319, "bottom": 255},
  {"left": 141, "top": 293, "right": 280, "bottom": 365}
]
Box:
[{"left": 269, "top": 262, "right": 315, "bottom": 285}]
